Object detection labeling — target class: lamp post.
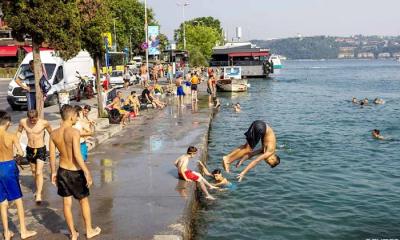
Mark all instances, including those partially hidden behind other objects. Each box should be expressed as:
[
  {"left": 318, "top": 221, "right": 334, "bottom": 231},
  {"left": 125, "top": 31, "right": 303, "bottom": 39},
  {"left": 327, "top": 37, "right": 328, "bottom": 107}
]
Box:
[
  {"left": 144, "top": 0, "right": 149, "bottom": 78},
  {"left": 177, "top": 1, "right": 190, "bottom": 50},
  {"left": 113, "top": 18, "right": 118, "bottom": 51}
]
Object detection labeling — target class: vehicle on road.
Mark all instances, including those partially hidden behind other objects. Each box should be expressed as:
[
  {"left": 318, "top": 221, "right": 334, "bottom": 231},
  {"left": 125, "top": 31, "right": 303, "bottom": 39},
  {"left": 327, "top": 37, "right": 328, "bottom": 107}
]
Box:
[
  {"left": 7, "top": 50, "right": 94, "bottom": 110},
  {"left": 131, "top": 56, "right": 142, "bottom": 68},
  {"left": 109, "top": 70, "right": 138, "bottom": 87}
]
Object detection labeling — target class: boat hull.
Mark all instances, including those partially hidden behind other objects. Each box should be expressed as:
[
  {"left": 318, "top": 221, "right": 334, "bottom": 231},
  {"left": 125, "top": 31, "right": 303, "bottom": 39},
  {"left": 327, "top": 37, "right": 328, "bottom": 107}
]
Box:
[{"left": 216, "top": 79, "right": 248, "bottom": 92}]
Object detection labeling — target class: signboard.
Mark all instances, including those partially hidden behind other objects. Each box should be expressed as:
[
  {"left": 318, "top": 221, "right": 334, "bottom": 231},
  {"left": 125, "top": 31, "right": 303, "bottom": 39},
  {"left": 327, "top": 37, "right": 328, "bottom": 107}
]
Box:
[
  {"left": 148, "top": 26, "right": 160, "bottom": 55},
  {"left": 223, "top": 67, "right": 242, "bottom": 80},
  {"left": 102, "top": 32, "right": 112, "bottom": 47}
]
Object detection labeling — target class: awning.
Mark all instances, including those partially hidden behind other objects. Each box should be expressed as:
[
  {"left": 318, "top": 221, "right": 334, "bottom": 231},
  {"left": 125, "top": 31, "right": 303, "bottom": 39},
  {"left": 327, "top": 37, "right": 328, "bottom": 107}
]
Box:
[
  {"left": 23, "top": 47, "right": 52, "bottom": 53},
  {"left": 0, "top": 46, "right": 18, "bottom": 57},
  {"left": 228, "top": 51, "right": 269, "bottom": 57}
]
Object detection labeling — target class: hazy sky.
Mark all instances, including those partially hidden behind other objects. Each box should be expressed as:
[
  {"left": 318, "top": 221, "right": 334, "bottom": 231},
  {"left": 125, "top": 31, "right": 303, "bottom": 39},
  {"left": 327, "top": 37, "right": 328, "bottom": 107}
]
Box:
[{"left": 147, "top": 0, "right": 400, "bottom": 41}]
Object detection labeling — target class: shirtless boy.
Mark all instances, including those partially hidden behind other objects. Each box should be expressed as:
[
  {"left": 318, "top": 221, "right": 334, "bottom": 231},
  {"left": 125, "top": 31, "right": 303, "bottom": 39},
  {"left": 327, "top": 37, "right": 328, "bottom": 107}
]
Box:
[
  {"left": 174, "top": 146, "right": 217, "bottom": 200},
  {"left": 0, "top": 110, "right": 37, "bottom": 240},
  {"left": 140, "top": 63, "right": 148, "bottom": 87},
  {"left": 49, "top": 105, "right": 100, "bottom": 240},
  {"left": 222, "top": 120, "right": 280, "bottom": 182},
  {"left": 17, "top": 110, "right": 52, "bottom": 204}
]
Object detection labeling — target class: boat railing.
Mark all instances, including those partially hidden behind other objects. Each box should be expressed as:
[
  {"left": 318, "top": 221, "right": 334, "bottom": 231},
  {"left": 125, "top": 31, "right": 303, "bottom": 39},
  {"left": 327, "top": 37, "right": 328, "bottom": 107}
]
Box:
[{"left": 210, "top": 60, "right": 267, "bottom": 67}]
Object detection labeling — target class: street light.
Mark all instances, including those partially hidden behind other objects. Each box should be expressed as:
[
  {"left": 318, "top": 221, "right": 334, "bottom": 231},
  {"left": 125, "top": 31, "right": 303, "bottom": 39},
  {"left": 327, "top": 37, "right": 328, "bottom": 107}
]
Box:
[
  {"left": 113, "top": 18, "right": 119, "bottom": 51},
  {"left": 144, "top": 0, "right": 149, "bottom": 78},
  {"left": 177, "top": 1, "right": 190, "bottom": 50}
]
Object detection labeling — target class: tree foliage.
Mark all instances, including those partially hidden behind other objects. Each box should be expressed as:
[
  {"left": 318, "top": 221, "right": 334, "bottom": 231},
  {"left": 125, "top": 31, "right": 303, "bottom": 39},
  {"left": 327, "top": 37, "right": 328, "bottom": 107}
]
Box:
[
  {"left": 174, "top": 16, "right": 223, "bottom": 43},
  {"left": 177, "top": 24, "right": 220, "bottom": 65},
  {"left": 106, "top": 0, "right": 156, "bottom": 53},
  {"left": 2, "top": 1, "right": 81, "bottom": 60}
]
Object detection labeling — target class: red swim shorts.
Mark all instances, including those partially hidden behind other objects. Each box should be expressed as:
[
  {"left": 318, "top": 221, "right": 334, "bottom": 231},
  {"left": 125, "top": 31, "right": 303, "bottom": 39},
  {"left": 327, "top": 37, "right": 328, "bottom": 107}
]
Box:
[{"left": 179, "top": 170, "right": 199, "bottom": 181}]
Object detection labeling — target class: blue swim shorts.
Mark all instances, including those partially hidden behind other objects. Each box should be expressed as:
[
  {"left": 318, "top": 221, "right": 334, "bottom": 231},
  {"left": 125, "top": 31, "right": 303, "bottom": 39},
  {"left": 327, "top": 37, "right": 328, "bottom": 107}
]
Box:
[
  {"left": 0, "top": 160, "right": 23, "bottom": 202},
  {"left": 80, "top": 142, "right": 88, "bottom": 162},
  {"left": 177, "top": 86, "right": 185, "bottom": 96}
]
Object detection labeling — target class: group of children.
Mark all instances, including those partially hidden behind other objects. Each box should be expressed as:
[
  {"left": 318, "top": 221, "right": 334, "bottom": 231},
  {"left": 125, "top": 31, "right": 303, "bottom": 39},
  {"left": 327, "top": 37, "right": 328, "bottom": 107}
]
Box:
[
  {"left": 0, "top": 106, "right": 101, "bottom": 240},
  {"left": 174, "top": 146, "right": 234, "bottom": 200}
]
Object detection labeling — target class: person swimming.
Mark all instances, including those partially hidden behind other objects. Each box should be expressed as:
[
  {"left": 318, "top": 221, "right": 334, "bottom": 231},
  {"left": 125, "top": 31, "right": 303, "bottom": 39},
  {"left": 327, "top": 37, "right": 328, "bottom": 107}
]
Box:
[
  {"left": 198, "top": 161, "right": 235, "bottom": 189},
  {"left": 374, "top": 98, "right": 385, "bottom": 104},
  {"left": 372, "top": 129, "right": 384, "bottom": 140},
  {"left": 233, "top": 103, "right": 241, "bottom": 112},
  {"left": 352, "top": 97, "right": 358, "bottom": 104}
]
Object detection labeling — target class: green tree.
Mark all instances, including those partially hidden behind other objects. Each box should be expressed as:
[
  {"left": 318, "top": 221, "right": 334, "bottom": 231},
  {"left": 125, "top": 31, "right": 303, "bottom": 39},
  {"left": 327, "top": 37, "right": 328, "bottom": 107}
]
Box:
[
  {"left": 106, "top": 0, "right": 156, "bottom": 53},
  {"left": 158, "top": 33, "right": 169, "bottom": 52},
  {"left": 2, "top": 0, "right": 81, "bottom": 116},
  {"left": 174, "top": 16, "right": 223, "bottom": 44},
  {"left": 78, "top": 0, "right": 112, "bottom": 117},
  {"left": 177, "top": 25, "right": 220, "bottom": 66}
]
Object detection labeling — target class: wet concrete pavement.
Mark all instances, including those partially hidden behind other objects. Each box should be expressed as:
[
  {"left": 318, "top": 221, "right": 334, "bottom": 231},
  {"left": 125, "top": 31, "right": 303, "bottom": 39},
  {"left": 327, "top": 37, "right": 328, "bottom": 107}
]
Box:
[{"left": 12, "top": 94, "right": 212, "bottom": 240}]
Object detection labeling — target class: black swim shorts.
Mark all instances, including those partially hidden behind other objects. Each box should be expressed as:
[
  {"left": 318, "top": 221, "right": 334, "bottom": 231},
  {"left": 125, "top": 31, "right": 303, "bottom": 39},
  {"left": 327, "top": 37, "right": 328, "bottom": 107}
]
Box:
[
  {"left": 57, "top": 168, "right": 90, "bottom": 200},
  {"left": 191, "top": 84, "right": 198, "bottom": 91},
  {"left": 244, "top": 120, "right": 267, "bottom": 149},
  {"left": 26, "top": 146, "right": 47, "bottom": 164}
]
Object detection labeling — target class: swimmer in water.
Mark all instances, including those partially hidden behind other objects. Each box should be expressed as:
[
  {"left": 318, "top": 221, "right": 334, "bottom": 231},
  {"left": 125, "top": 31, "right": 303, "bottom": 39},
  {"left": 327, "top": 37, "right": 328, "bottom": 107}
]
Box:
[
  {"left": 233, "top": 103, "right": 241, "bottom": 112},
  {"left": 372, "top": 129, "right": 384, "bottom": 140},
  {"left": 373, "top": 98, "right": 385, "bottom": 104},
  {"left": 198, "top": 161, "right": 233, "bottom": 189},
  {"left": 352, "top": 97, "right": 358, "bottom": 104}
]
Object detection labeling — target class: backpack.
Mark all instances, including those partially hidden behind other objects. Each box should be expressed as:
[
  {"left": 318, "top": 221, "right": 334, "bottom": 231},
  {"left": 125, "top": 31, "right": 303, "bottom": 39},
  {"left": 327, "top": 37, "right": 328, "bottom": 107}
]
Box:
[
  {"left": 108, "top": 109, "right": 121, "bottom": 124},
  {"left": 39, "top": 76, "right": 51, "bottom": 96}
]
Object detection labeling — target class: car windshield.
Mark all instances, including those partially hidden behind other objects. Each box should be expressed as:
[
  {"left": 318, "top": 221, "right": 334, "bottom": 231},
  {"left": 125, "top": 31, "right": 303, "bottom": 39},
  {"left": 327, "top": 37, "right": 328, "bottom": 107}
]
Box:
[
  {"left": 111, "top": 71, "right": 123, "bottom": 77},
  {"left": 17, "top": 63, "right": 56, "bottom": 80}
]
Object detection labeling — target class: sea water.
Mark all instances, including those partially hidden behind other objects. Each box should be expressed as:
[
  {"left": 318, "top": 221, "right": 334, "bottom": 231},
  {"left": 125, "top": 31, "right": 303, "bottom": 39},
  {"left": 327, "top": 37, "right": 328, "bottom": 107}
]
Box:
[{"left": 194, "top": 60, "right": 400, "bottom": 240}]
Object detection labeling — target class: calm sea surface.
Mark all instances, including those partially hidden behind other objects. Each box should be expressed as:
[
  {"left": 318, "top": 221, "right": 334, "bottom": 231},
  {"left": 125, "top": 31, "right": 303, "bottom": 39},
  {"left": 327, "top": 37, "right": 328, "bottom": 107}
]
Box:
[{"left": 194, "top": 60, "right": 400, "bottom": 240}]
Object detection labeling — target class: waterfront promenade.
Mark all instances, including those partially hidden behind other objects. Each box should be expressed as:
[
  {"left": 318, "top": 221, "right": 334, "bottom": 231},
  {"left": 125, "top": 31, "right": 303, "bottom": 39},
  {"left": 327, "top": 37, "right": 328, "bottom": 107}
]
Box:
[{"left": 4, "top": 84, "right": 212, "bottom": 239}]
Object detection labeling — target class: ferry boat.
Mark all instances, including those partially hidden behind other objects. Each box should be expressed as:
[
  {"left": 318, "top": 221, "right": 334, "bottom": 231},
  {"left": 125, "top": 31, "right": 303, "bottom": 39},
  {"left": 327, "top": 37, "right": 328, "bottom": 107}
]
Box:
[
  {"left": 269, "top": 54, "right": 283, "bottom": 69},
  {"left": 216, "top": 67, "right": 248, "bottom": 92},
  {"left": 210, "top": 42, "right": 273, "bottom": 78}
]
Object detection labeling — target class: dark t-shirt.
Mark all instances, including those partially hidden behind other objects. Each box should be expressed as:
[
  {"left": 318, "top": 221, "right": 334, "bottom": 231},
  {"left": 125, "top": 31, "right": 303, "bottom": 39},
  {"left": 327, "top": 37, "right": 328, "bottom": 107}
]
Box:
[{"left": 141, "top": 89, "right": 152, "bottom": 102}]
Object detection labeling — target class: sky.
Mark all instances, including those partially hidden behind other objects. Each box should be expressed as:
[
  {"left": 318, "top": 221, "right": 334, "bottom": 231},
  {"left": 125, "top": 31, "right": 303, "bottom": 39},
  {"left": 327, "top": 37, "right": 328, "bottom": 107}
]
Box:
[{"left": 146, "top": 0, "right": 400, "bottom": 41}]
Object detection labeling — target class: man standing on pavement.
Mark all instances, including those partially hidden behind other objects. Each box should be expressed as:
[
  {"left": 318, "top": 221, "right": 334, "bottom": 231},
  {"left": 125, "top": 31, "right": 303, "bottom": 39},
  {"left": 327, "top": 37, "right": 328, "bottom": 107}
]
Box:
[
  {"left": 15, "top": 60, "right": 36, "bottom": 110},
  {"left": 140, "top": 63, "right": 148, "bottom": 87},
  {"left": 0, "top": 110, "right": 37, "bottom": 240},
  {"left": 17, "top": 109, "right": 52, "bottom": 204},
  {"left": 49, "top": 105, "right": 101, "bottom": 240}
]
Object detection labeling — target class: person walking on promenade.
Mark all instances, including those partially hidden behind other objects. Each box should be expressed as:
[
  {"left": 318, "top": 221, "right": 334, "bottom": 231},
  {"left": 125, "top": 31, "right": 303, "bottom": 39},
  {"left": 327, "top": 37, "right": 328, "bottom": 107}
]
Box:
[
  {"left": 73, "top": 106, "right": 93, "bottom": 162},
  {"left": 174, "top": 146, "right": 218, "bottom": 200},
  {"left": 123, "top": 66, "right": 131, "bottom": 90},
  {"left": 17, "top": 110, "right": 52, "bottom": 204},
  {"left": 140, "top": 63, "right": 148, "bottom": 87},
  {"left": 176, "top": 73, "right": 185, "bottom": 107},
  {"left": 190, "top": 73, "right": 199, "bottom": 102},
  {"left": 49, "top": 105, "right": 101, "bottom": 240},
  {"left": 222, "top": 120, "right": 280, "bottom": 182},
  {"left": 15, "top": 60, "right": 36, "bottom": 110},
  {"left": 207, "top": 75, "right": 216, "bottom": 106},
  {"left": 0, "top": 110, "right": 37, "bottom": 240}
]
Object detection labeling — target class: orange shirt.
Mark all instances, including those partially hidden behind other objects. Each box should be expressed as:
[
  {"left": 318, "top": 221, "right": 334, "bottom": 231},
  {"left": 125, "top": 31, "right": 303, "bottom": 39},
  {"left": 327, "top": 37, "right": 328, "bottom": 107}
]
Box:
[{"left": 191, "top": 76, "right": 199, "bottom": 85}]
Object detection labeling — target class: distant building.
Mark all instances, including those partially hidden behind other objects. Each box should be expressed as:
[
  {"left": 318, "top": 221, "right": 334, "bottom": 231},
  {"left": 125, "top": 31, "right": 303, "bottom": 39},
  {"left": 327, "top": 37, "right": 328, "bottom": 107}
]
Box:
[
  {"left": 392, "top": 52, "right": 400, "bottom": 58},
  {"left": 357, "top": 52, "right": 375, "bottom": 59},
  {"left": 377, "top": 52, "right": 391, "bottom": 59},
  {"left": 338, "top": 47, "right": 355, "bottom": 59}
]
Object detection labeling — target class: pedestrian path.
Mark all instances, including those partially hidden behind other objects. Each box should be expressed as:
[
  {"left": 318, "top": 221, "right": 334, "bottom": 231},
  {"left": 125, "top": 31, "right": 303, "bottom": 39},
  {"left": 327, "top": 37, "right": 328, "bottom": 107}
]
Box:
[{"left": 10, "top": 89, "right": 212, "bottom": 239}]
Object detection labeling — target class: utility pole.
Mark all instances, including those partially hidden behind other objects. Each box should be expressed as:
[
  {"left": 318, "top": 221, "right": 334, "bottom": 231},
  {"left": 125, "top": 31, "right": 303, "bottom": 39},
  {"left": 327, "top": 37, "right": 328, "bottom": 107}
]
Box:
[
  {"left": 177, "top": 1, "right": 189, "bottom": 50},
  {"left": 144, "top": 0, "right": 149, "bottom": 77},
  {"left": 113, "top": 18, "right": 118, "bottom": 51}
]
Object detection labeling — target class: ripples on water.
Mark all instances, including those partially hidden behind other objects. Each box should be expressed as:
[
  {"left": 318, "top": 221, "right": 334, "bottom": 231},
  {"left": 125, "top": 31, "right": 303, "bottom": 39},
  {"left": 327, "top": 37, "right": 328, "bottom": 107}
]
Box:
[{"left": 194, "top": 60, "right": 400, "bottom": 240}]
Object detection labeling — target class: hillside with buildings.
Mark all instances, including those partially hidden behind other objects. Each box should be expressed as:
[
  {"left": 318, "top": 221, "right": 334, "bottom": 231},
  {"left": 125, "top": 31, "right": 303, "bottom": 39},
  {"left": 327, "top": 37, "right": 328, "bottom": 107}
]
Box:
[{"left": 252, "top": 35, "right": 400, "bottom": 60}]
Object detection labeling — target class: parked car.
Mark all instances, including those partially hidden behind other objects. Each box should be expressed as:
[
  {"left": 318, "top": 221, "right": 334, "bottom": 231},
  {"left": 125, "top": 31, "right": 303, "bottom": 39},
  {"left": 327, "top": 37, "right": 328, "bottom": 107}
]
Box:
[{"left": 109, "top": 70, "right": 137, "bottom": 87}]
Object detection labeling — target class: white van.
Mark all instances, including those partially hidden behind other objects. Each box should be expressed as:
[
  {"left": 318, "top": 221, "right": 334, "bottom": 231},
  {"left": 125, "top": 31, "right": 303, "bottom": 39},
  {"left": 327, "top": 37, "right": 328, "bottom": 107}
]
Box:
[{"left": 7, "top": 50, "right": 94, "bottom": 110}]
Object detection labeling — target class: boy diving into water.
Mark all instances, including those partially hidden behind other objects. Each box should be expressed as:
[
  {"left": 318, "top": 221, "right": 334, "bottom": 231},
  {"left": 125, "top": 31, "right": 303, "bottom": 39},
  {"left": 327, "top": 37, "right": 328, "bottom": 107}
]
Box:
[{"left": 174, "top": 146, "right": 218, "bottom": 200}]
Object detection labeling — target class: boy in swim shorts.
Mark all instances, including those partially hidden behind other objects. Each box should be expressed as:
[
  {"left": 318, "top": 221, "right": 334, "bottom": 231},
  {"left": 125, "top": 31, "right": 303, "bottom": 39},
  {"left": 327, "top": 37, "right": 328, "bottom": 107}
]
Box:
[
  {"left": 17, "top": 109, "right": 52, "bottom": 204},
  {"left": 0, "top": 110, "right": 37, "bottom": 240},
  {"left": 174, "top": 146, "right": 218, "bottom": 200},
  {"left": 176, "top": 73, "right": 185, "bottom": 107},
  {"left": 49, "top": 105, "right": 100, "bottom": 240},
  {"left": 222, "top": 120, "right": 280, "bottom": 182}
]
